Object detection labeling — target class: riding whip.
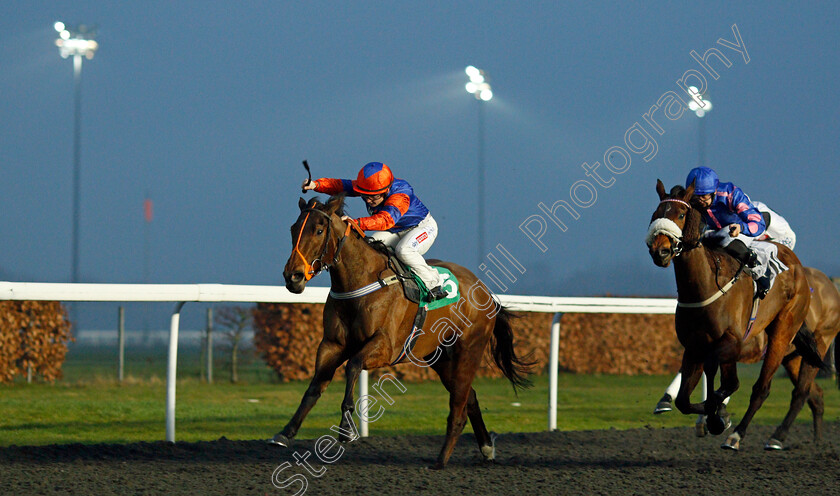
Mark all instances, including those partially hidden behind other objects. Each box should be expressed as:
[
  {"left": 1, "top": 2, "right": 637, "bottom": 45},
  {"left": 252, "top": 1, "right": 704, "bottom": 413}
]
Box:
[{"left": 302, "top": 160, "right": 312, "bottom": 193}]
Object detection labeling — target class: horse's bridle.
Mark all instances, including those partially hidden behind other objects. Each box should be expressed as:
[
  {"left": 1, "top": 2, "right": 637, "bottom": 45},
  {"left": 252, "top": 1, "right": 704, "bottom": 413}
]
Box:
[
  {"left": 653, "top": 198, "right": 748, "bottom": 307},
  {"left": 652, "top": 198, "right": 702, "bottom": 257},
  {"left": 293, "top": 208, "right": 365, "bottom": 281}
]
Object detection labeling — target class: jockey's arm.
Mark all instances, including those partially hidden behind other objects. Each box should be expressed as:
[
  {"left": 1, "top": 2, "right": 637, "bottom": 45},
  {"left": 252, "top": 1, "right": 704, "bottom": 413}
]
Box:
[
  {"left": 311, "top": 178, "right": 358, "bottom": 196},
  {"left": 730, "top": 187, "right": 765, "bottom": 237},
  {"left": 356, "top": 194, "right": 410, "bottom": 231}
]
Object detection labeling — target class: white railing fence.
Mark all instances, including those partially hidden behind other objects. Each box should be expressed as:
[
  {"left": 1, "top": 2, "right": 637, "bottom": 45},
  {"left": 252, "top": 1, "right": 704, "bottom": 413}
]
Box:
[{"left": 0, "top": 281, "right": 676, "bottom": 441}]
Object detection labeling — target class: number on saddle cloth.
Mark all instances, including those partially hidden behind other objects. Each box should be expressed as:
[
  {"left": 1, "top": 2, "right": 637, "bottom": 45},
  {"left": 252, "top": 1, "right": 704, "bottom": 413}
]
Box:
[{"left": 400, "top": 264, "right": 461, "bottom": 310}]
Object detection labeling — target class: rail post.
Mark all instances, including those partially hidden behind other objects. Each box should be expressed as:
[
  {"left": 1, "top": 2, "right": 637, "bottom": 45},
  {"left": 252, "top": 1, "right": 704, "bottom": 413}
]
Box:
[
  {"left": 549, "top": 312, "right": 562, "bottom": 431},
  {"left": 166, "top": 301, "right": 186, "bottom": 442}
]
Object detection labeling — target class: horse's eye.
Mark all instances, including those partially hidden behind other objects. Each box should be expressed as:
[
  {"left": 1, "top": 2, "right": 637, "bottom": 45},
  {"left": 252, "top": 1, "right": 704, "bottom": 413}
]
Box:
[
  {"left": 316, "top": 229, "right": 324, "bottom": 235},
  {"left": 678, "top": 213, "right": 685, "bottom": 220}
]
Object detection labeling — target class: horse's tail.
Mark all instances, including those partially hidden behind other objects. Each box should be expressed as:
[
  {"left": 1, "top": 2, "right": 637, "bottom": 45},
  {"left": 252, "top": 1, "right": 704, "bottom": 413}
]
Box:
[
  {"left": 491, "top": 306, "right": 536, "bottom": 393},
  {"left": 791, "top": 324, "right": 827, "bottom": 370},
  {"left": 834, "top": 337, "right": 839, "bottom": 390}
]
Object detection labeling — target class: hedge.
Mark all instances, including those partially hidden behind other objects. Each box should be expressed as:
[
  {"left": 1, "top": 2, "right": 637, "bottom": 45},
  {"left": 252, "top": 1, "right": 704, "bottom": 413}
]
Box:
[
  {"left": 0, "top": 301, "right": 73, "bottom": 383},
  {"left": 253, "top": 302, "right": 681, "bottom": 382}
]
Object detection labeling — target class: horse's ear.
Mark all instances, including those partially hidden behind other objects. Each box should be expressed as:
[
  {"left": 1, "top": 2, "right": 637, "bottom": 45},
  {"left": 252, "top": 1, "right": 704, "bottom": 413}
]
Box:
[
  {"left": 683, "top": 179, "right": 696, "bottom": 201},
  {"left": 656, "top": 179, "right": 667, "bottom": 200},
  {"left": 325, "top": 193, "right": 346, "bottom": 216},
  {"left": 299, "top": 197, "right": 307, "bottom": 211}
]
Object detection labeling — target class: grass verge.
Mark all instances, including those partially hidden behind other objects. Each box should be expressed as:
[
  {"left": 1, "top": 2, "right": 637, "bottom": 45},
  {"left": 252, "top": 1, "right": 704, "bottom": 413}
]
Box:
[{"left": 1, "top": 365, "right": 838, "bottom": 446}]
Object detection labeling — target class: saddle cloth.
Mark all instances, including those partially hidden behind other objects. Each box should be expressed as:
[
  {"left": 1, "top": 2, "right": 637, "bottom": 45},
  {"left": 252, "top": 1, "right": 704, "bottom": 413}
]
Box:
[{"left": 748, "top": 241, "right": 788, "bottom": 295}]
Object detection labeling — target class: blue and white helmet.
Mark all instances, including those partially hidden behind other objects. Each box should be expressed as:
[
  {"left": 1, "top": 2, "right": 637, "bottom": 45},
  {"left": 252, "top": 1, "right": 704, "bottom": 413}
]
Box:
[{"left": 685, "top": 166, "right": 719, "bottom": 195}]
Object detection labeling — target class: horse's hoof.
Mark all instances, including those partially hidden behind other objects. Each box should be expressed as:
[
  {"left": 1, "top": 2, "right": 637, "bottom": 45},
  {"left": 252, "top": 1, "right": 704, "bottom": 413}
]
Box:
[
  {"left": 268, "top": 433, "right": 290, "bottom": 447},
  {"left": 480, "top": 431, "right": 497, "bottom": 460},
  {"left": 653, "top": 394, "right": 673, "bottom": 414},
  {"left": 695, "top": 420, "right": 708, "bottom": 438},
  {"left": 721, "top": 432, "right": 741, "bottom": 450},
  {"left": 764, "top": 438, "right": 783, "bottom": 451},
  {"left": 429, "top": 462, "right": 445, "bottom": 470},
  {"left": 707, "top": 414, "right": 726, "bottom": 436}
]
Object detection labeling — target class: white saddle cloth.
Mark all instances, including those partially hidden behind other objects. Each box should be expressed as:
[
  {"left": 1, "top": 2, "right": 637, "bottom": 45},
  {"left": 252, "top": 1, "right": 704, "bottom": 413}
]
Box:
[{"left": 748, "top": 240, "right": 788, "bottom": 290}]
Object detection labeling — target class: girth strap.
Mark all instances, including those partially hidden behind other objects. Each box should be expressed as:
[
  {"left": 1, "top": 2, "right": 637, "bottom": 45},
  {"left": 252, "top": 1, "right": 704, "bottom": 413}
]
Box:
[
  {"left": 328, "top": 275, "right": 400, "bottom": 300},
  {"left": 677, "top": 265, "right": 746, "bottom": 308}
]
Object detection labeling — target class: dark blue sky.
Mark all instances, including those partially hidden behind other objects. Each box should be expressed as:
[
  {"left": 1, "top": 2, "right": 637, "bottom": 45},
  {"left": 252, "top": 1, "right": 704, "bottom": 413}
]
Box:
[{"left": 2, "top": 2, "right": 839, "bottom": 328}]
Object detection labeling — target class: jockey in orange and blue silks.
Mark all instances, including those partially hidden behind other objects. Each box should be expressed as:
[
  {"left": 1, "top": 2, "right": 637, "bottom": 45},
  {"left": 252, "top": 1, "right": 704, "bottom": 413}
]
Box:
[
  {"left": 686, "top": 166, "right": 773, "bottom": 297},
  {"left": 303, "top": 162, "right": 447, "bottom": 301}
]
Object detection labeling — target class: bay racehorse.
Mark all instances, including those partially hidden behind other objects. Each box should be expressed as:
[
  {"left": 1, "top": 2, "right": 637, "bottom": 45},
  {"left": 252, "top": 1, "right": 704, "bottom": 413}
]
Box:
[
  {"left": 272, "top": 194, "right": 533, "bottom": 469},
  {"left": 679, "top": 266, "right": 839, "bottom": 448},
  {"left": 647, "top": 180, "right": 824, "bottom": 450}
]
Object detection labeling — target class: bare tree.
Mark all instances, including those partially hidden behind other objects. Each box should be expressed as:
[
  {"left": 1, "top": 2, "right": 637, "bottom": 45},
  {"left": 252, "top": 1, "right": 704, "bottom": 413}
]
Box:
[{"left": 214, "top": 306, "right": 253, "bottom": 383}]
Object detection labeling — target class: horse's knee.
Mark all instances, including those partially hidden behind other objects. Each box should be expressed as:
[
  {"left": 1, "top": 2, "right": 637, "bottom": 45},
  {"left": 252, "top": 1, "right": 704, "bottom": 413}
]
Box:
[
  {"left": 303, "top": 386, "right": 323, "bottom": 402},
  {"left": 750, "top": 382, "right": 771, "bottom": 402},
  {"left": 674, "top": 396, "right": 692, "bottom": 414}
]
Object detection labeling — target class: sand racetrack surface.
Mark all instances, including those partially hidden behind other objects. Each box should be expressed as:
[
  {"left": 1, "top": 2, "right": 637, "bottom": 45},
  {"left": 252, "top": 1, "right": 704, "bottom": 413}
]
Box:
[{"left": 1, "top": 422, "right": 839, "bottom": 495}]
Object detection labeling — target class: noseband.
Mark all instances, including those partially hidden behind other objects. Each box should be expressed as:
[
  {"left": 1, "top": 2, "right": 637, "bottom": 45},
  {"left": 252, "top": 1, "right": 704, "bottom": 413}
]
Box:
[
  {"left": 647, "top": 198, "right": 698, "bottom": 257},
  {"left": 293, "top": 208, "right": 365, "bottom": 280}
]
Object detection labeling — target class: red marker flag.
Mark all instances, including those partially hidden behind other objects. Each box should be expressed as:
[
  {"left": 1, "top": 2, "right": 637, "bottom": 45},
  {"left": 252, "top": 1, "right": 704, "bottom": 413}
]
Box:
[{"left": 144, "top": 198, "right": 153, "bottom": 223}]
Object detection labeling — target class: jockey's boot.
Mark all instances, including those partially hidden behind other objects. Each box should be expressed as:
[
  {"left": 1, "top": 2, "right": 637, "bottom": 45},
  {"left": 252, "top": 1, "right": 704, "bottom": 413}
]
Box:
[
  {"left": 428, "top": 286, "right": 448, "bottom": 301},
  {"left": 724, "top": 239, "right": 759, "bottom": 268},
  {"left": 756, "top": 273, "right": 771, "bottom": 299},
  {"left": 745, "top": 250, "right": 759, "bottom": 268}
]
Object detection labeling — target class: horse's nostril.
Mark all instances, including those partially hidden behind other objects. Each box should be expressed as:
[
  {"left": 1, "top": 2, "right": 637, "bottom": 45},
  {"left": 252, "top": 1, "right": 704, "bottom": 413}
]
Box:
[{"left": 291, "top": 272, "right": 304, "bottom": 283}]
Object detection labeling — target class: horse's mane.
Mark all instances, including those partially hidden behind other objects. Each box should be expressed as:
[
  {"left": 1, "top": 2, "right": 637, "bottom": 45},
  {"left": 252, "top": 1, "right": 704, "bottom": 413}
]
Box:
[{"left": 306, "top": 194, "right": 346, "bottom": 218}]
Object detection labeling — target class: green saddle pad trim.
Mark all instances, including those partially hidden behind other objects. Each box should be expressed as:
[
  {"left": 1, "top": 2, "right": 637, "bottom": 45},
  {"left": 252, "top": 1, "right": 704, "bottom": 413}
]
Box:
[{"left": 412, "top": 267, "right": 460, "bottom": 310}]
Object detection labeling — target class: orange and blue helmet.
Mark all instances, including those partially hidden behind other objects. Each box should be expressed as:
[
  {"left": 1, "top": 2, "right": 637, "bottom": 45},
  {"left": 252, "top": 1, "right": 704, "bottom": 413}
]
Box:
[{"left": 353, "top": 162, "right": 393, "bottom": 195}]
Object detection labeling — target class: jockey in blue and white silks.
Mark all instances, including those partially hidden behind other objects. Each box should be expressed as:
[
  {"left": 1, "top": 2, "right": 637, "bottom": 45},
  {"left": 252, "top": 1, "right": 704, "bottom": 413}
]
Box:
[
  {"left": 688, "top": 167, "right": 766, "bottom": 238},
  {"left": 686, "top": 166, "right": 781, "bottom": 298}
]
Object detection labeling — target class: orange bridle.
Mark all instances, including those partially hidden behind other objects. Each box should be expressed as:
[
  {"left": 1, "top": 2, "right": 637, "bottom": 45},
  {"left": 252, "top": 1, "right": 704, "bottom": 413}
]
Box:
[{"left": 293, "top": 208, "right": 365, "bottom": 281}]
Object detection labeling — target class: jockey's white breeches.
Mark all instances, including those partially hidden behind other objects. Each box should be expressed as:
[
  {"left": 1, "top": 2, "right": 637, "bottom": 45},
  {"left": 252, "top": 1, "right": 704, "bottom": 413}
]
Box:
[
  {"left": 368, "top": 213, "right": 442, "bottom": 289},
  {"left": 752, "top": 201, "right": 796, "bottom": 250}
]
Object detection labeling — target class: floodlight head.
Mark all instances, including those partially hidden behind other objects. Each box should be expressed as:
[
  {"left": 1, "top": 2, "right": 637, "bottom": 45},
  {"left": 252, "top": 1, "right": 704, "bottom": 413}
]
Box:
[
  {"left": 465, "top": 66, "right": 492, "bottom": 101},
  {"left": 687, "top": 86, "right": 712, "bottom": 117},
  {"left": 54, "top": 22, "right": 99, "bottom": 60}
]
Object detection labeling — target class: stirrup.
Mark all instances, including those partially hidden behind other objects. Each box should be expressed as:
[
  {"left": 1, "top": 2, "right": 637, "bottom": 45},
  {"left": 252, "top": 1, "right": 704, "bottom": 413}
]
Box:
[
  {"left": 428, "top": 286, "right": 448, "bottom": 301},
  {"left": 755, "top": 276, "right": 770, "bottom": 299},
  {"left": 745, "top": 250, "right": 759, "bottom": 269}
]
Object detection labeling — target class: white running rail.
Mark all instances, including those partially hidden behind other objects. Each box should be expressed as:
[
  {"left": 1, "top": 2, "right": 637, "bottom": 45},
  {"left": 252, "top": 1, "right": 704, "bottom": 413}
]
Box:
[{"left": 0, "top": 281, "right": 676, "bottom": 440}]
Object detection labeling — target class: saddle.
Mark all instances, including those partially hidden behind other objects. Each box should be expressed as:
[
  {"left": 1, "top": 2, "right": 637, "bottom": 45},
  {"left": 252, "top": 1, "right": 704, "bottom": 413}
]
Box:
[
  {"left": 364, "top": 238, "right": 462, "bottom": 366},
  {"left": 365, "top": 238, "right": 425, "bottom": 304}
]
